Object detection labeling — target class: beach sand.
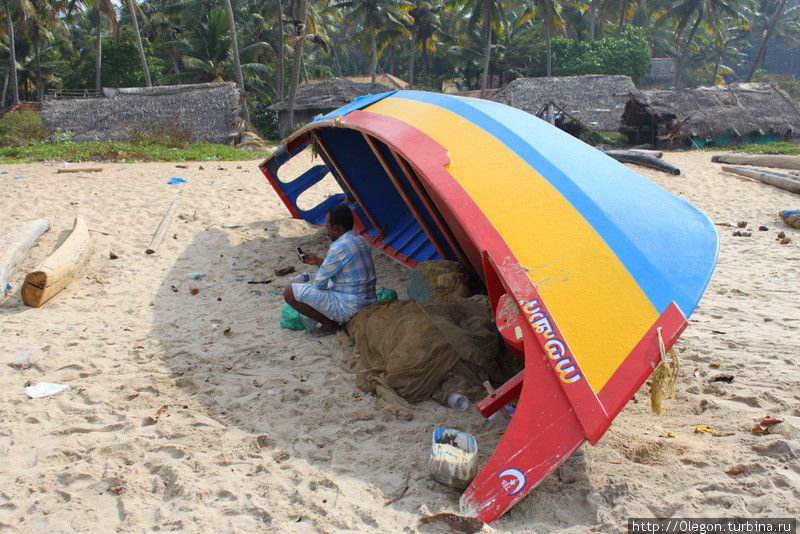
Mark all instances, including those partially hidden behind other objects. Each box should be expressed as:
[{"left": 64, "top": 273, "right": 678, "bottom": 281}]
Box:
[{"left": 0, "top": 151, "right": 798, "bottom": 532}]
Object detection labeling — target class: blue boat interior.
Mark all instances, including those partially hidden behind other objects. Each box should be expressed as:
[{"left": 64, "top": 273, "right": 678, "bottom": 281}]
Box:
[{"left": 262, "top": 128, "right": 466, "bottom": 269}]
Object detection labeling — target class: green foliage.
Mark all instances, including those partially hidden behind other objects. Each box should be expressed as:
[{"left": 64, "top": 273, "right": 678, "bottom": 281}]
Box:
[
  {"left": 0, "top": 112, "right": 49, "bottom": 147},
  {"left": 599, "top": 131, "right": 626, "bottom": 143},
  {"left": 253, "top": 99, "right": 279, "bottom": 140},
  {"left": 0, "top": 140, "right": 268, "bottom": 163},
  {"left": 63, "top": 28, "right": 165, "bottom": 89},
  {"left": 531, "top": 28, "right": 652, "bottom": 84},
  {"left": 735, "top": 142, "right": 800, "bottom": 155}
]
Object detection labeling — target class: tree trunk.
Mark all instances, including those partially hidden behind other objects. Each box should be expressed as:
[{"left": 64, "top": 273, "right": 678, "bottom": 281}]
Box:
[
  {"left": 480, "top": 5, "right": 492, "bottom": 98},
  {"left": 408, "top": 36, "right": 415, "bottom": 88},
  {"left": 171, "top": 54, "right": 180, "bottom": 75},
  {"left": 95, "top": 9, "right": 103, "bottom": 94},
  {"left": 127, "top": 0, "right": 152, "bottom": 87},
  {"left": 588, "top": 0, "right": 599, "bottom": 40},
  {"left": 6, "top": 0, "right": 19, "bottom": 105},
  {"left": 369, "top": 21, "right": 377, "bottom": 84},
  {"left": 422, "top": 37, "right": 428, "bottom": 78},
  {"left": 545, "top": 18, "right": 552, "bottom": 77},
  {"left": 285, "top": 0, "right": 307, "bottom": 136},
  {"left": 674, "top": 8, "right": 703, "bottom": 87},
  {"left": 33, "top": 30, "right": 43, "bottom": 101},
  {"left": 745, "top": 0, "right": 787, "bottom": 82},
  {"left": 276, "top": 0, "right": 285, "bottom": 99},
  {"left": 222, "top": 0, "right": 250, "bottom": 123},
  {"left": 615, "top": 0, "right": 628, "bottom": 37},
  {"left": 1, "top": 73, "right": 8, "bottom": 106}
]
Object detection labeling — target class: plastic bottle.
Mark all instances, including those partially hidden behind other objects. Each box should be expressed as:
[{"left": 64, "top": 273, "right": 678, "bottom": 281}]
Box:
[
  {"left": 291, "top": 272, "right": 310, "bottom": 282},
  {"left": 447, "top": 393, "right": 469, "bottom": 411}
]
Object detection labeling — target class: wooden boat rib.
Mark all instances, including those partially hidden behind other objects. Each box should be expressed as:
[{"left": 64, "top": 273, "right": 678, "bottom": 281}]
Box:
[{"left": 260, "top": 90, "right": 718, "bottom": 522}]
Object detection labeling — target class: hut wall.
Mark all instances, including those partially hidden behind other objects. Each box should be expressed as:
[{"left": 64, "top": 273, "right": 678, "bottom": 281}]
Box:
[{"left": 42, "top": 83, "right": 241, "bottom": 144}]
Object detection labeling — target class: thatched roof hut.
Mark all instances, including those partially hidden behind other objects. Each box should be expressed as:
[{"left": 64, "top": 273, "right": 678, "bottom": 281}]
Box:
[
  {"left": 42, "top": 83, "right": 242, "bottom": 144},
  {"left": 308, "top": 74, "right": 408, "bottom": 90},
  {"left": 492, "top": 75, "right": 635, "bottom": 131},
  {"left": 621, "top": 82, "right": 800, "bottom": 147},
  {"left": 270, "top": 77, "right": 391, "bottom": 136}
]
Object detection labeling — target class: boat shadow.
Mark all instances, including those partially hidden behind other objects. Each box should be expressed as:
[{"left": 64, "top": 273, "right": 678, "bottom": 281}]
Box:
[{"left": 149, "top": 215, "right": 595, "bottom": 528}]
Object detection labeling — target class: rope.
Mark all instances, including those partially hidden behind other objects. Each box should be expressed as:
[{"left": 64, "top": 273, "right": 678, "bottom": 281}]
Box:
[{"left": 650, "top": 327, "right": 680, "bottom": 415}]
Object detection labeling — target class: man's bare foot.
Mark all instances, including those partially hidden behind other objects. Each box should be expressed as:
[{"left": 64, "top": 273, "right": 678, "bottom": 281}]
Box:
[{"left": 311, "top": 325, "right": 338, "bottom": 338}]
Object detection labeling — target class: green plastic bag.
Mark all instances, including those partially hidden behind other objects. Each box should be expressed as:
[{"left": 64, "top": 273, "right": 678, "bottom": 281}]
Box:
[
  {"left": 377, "top": 287, "right": 398, "bottom": 302},
  {"left": 280, "top": 303, "right": 306, "bottom": 330}
]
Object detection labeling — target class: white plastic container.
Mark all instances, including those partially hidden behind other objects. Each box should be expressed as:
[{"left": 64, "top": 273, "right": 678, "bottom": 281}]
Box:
[{"left": 428, "top": 428, "right": 478, "bottom": 489}]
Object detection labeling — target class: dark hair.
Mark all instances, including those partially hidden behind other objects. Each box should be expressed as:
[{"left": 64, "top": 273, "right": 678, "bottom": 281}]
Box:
[{"left": 327, "top": 204, "right": 354, "bottom": 230}]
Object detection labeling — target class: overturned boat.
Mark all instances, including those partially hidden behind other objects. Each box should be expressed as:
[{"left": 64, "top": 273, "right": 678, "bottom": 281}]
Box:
[{"left": 260, "top": 90, "right": 718, "bottom": 522}]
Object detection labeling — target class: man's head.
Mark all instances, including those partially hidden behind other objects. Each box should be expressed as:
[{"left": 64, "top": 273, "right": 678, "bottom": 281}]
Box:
[{"left": 325, "top": 204, "right": 354, "bottom": 241}]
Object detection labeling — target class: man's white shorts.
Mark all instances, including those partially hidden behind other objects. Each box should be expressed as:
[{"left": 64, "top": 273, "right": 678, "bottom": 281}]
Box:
[{"left": 292, "top": 283, "right": 371, "bottom": 331}]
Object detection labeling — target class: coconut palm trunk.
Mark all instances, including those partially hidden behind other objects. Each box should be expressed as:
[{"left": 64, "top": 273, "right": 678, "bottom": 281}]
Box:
[
  {"left": 6, "top": 0, "right": 19, "bottom": 104},
  {"left": 222, "top": 0, "right": 250, "bottom": 123},
  {"left": 33, "top": 30, "right": 43, "bottom": 100},
  {"left": 369, "top": 19, "right": 377, "bottom": 84},
  {"left": 285, "top": 0, "right": 307, "bottom": 136},
  {"left": 408, "top": 36, "right": 415, "bottom": 88},
  {"left": 674, "top": 7, "right": 703, "bottom": 87},
  {"left": 745, "top": 0, "right": 788, "bottom": 82},
  {"left": 545, "top": 18, "right": 552, "bottom": 76},
  {"left": 480, "top": 5, "right": 492, "bottom": 98},
  {"left": 127, "top": 0, "right": 152, "bottom": 87},
  {"left": 95, "top": 8, "right": 103, "bottom": 94},
  {"left": 275, "top": 0, "right": 284, "bottom": 99}
]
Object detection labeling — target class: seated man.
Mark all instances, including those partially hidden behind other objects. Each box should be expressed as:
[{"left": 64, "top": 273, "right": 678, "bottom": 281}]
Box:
[{"left": 283, "top": 204, "right": 377, "bottom": 337}]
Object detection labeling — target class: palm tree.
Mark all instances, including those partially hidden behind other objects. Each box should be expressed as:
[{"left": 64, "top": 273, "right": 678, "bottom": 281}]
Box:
[
  {"left": 126, "top": 0, "right": 151, "bottom": 86},
  {"left": 221, "top": 0, "right": 249, "bottom": 122},
  {"left": 531, "top": 0, "right": 563, "bottom": 76},
  {"left": 659, "top": 0, "right": 745, "bottom": 86},
  {"left": 408, "top": 0, "right": 441, "bottom": 86},
  {"left": 744, "top": 0, "right": 789, "bottom": 81},
  {"left": 454, "top": 0, "right": 506, "bottom": 97},
  {"left": 331, "top": 0, "right": 412, "bottom": 84},
  {"left": 3, "top": 0, "right": 33, "bottom": 104}
]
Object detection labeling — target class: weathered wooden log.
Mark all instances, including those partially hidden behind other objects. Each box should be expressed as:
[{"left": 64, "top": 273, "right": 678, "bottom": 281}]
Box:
[
  {"left": 630, "top": 149, "right": 663, "bottom": 159},
  {"left": 145, "top": 197, "right": 179, "bottom": 255},
  {"left": 22, "top": 215, "right": 90, "bottom": 307},
  {"left": 721, "top": 166, "right": 800, "bottom": 194},
  {"left": 604, "top": 150, "right": 681, "bottom": 175},
  {"left": 712, "top": 154, "right": 800, "bottom": 171},
  {"left": 56, "top": 168, "right": 103, "bottom": 174},
  {"left": 0, "top": 218, "right": 50, "bottom": 294}
]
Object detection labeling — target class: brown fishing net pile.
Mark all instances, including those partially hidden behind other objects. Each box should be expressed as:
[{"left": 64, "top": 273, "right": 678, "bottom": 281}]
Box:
[{"left": 347, "top": 261, "right": 513, "bottom": 406}]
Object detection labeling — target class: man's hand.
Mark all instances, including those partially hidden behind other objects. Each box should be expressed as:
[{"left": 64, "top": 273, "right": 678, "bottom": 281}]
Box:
[{"left": 300, "top": 250, "right": 323, "bottom": 267}]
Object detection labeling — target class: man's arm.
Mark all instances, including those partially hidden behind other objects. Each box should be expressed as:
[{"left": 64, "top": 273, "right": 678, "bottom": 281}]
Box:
[{"left": 313, "top": 248, "right": 348, "bottom": 289}]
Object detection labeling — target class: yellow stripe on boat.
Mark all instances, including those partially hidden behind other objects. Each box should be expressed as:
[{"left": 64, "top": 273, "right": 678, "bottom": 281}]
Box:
[{"left": 367, "top": 97, "right": 659, "bottom": 392}]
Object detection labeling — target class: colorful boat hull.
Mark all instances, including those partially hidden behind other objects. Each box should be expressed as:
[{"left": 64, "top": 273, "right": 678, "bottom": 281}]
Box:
[{"left": 260, "top": 90, "right": 718, "bottom": 522}]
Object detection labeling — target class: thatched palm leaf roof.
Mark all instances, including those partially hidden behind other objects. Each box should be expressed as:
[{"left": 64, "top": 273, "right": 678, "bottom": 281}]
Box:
[
  {"left": 42, "top": 82, "right": 242, "bottom": 144},
  {"left": 625, "top": 82, "right": 800, "bottom": 139},
  {"left": 270, "top": 78, "right": 393, "bottom": 111},
  {"left": 492, "top": 75, "right": 636, "bottom": 131}
]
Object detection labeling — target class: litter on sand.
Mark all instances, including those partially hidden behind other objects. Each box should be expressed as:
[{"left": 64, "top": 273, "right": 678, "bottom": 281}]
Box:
[
  {"left": 167, "top": 177, "right": 187, "bottom": 184},
  {"left": 24, "top": 382, "right": 69, "bottom": 398}
]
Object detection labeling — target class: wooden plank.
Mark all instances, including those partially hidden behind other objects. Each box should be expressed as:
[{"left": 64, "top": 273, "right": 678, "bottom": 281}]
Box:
[
  {"left": 310, "top": 131, "right": 384, "bottom": 238},
  {"left": 145, "top": 197, "right": 179, "bottom": 254},
  {"left": 56, "top": 168, "right": 103, "bottom": 174},
  {"left": 0, "top": 218, "right": 50, "bottom": 294},
  {"left": 712, "top": 154, "right": 800, "bottom": 171},
  {"left": 361, "top": 133, "right": 448, "bottom": 259},
  {"left": 604, "top": 150, "right": 680, "bottom": 174},
  {"left": 389, "top": 148, "right": 474, "bottom": 271},
  {"left": 721, "top": 165, "right": 800, "bottom": 194},
  {"left": 22, "top": 215, "right": 90, "bottom": 307}
]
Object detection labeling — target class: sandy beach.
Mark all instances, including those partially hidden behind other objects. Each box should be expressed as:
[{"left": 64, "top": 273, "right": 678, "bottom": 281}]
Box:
[{"left": 0, "top": 150, "right": 798, "bottom": 533}]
